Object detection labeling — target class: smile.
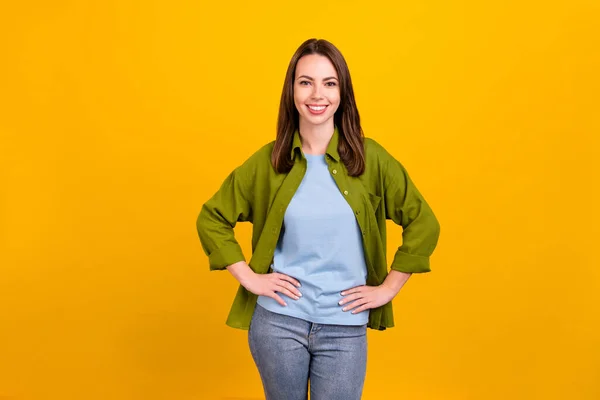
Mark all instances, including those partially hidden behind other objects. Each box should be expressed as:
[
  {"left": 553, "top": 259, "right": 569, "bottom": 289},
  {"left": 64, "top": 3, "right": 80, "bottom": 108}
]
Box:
[{"left": 306, "top": 105, "right": 328, "bottom": 115}]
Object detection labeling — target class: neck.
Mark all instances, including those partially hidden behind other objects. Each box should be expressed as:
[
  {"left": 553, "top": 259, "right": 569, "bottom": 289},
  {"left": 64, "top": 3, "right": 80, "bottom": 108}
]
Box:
[{"left": 298, "top": 120, "right": 334, "bottom": 155}]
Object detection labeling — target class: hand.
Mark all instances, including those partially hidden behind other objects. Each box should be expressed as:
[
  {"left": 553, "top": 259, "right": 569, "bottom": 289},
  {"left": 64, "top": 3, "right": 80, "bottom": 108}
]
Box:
[
  {"left": 338, "top": 284, "right": 398, "bottom": 314},
  {"left": 242, "top": 271, "right": 302, "bottom": 307}
]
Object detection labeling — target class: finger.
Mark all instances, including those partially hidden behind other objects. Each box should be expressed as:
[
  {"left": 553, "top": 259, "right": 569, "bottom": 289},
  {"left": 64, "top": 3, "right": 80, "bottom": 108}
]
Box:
[
  {"left": 270, "top": 292, "right": 287, "bottom": 307},
  {"left": 340, "top": 286, "right": 364, "bottom": 296},
  {"left": 275, "top": 280, "right": 302, "bottom": 298},
  {"left": 342, "top": 298, "right": 369, "bottom": 312},
  {"left": 273, "top": 284, "right": 301, "bottom": 300},
  {"left": 276, "top": 273, "right": 301, "bottom": 288},
  {"left": 338, "top": 293, "right": 362, "bottom": 305},
  {"left": 351, "top": 304, "right": 371, "bottom": 314}
]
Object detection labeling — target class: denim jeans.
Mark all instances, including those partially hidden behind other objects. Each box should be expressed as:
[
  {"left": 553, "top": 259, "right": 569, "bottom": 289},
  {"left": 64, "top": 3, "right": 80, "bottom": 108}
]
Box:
[{"left": 248, "top": 303, "right": 367, "bottom": 400}]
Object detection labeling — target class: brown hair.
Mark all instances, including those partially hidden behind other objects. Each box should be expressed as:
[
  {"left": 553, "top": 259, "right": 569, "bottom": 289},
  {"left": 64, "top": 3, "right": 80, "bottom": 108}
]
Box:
[{"left": 271, "top": 38, "right": 365, "bottom": 176}]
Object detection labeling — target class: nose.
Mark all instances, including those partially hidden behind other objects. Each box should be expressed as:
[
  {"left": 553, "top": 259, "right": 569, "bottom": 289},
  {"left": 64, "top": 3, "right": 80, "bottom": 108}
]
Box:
[{"left": 311, "top": 84, "right": 323, "bottom": 100}]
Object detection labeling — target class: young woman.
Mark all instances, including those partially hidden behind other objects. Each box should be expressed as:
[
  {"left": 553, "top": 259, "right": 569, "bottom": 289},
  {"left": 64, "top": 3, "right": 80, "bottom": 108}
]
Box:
[{"left": 197, "top": 38, "right": 440, "bottom": 400}]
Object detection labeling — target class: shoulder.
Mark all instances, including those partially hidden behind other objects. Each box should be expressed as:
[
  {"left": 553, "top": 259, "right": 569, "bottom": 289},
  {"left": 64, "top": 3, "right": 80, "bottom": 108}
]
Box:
[
  {"left": 362, "top": 136, "right": 409, "bottom": 190},
  {"left": 235, "top": 140, "right": 276, "bottom": 177},
  {"left": 364, "top": 136, "right": 399, "bottom": 168},
  {"left": 364, "top": 137, "right": 386, "bottom": 158},
  {"left": 242, "top": 140, "right": 275, "bottom": 165}
]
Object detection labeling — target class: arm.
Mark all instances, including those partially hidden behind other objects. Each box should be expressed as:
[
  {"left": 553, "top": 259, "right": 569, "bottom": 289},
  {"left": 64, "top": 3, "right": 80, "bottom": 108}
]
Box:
[
  {"left": 339, "top": 152, "right": 440, "bottom": 313},
  {"left": 384, "top": 158, "right": 441, "bottom": 273},
  {"left": 381, "top": 270, "right": 412, "bottom": 294},
  {"left": 196, "top": 166, "right": 302, "bottom": 305},
  {"left": 196, "top": 167, "right": 252, "bottom": 271}
]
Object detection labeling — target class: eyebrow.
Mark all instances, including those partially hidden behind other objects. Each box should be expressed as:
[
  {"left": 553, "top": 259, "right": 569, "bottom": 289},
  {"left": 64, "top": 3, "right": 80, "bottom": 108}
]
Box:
[{"left": 296, "top": 75, "right": 339, "bottom": 81}]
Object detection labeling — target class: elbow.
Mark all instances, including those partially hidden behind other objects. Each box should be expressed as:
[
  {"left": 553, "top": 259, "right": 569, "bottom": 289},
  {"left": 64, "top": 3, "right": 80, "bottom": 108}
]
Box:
[
  {"left": 196, "top": 206, "right": 205, "bottom": 233},
  {"left": 433, "top": 213, "right": 441, "bottom": 237},
  {"left": 429, "top": 212, "right": 441, "bottom": 249},
  {"left": 196, "top": 205, "right": 212, "bottom": 243}
]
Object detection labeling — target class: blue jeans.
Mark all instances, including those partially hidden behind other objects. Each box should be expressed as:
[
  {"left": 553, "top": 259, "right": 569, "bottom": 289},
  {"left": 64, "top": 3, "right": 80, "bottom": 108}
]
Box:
[{"left": 248, "top": 303, "right": 367, "bottom": 400}]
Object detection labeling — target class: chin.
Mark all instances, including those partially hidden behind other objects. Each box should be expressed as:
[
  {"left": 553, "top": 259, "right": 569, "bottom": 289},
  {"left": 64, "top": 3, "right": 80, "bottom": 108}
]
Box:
[{"left": 305, "top": 114, "right": 333, "bottom": 124}]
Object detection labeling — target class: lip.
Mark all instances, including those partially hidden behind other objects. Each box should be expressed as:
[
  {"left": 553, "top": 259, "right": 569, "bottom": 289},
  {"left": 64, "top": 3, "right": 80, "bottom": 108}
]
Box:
[{"left": 306, "top": 104, "right": 328, "bottom": 115}]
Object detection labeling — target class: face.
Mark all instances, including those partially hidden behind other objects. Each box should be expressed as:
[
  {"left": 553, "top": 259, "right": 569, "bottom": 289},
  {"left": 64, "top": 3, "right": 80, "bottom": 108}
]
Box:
[{"left": 293, "top": 54, "right": 341, "bottom": 128}]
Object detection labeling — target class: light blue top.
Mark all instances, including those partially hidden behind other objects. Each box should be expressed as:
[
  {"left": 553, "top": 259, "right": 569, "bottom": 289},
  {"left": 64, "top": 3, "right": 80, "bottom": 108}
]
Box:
[{"left": 257, "top": 153, "right": 369, "bottom": 325}]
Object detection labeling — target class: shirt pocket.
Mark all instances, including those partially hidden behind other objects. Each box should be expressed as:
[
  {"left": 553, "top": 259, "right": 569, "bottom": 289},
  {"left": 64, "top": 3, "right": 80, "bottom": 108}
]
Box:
[{"left": 366, "top": 192, "right": 381, "bottom": 214}]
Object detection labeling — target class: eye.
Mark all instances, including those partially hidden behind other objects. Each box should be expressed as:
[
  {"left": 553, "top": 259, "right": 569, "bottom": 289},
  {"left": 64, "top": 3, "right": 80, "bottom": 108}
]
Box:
[
  {"left": 325, "top": 81, "right": 337, "bottom": 87},
  {"left": 299, "top": 80, "right": 311, "bottom": 86}
]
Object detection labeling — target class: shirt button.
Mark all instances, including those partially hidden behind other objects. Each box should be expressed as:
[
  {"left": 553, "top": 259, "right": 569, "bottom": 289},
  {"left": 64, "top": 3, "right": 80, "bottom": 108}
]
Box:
[
  {"left": 355, "top": 210, "right": 360, "bottom": 215},
  {"left": 343, "top": 190, "right": 348, "bottom": 195},
  {"left": 332, "top": 169, "right": 337, "bottom": 174}
]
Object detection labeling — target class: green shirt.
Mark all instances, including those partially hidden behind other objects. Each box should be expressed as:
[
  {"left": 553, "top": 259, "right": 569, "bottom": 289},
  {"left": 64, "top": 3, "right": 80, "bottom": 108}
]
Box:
[{"left": 196, "top": 126, "right": 441, "bottom": 330}]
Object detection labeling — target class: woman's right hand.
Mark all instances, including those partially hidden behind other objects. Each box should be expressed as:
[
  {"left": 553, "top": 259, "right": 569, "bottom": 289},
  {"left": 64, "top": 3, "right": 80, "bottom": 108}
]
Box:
[
  {"left": 226, "top": 261, "right": 302, "bottom": 306},
  {"left": 243, "top": 271, "right": 302, "bottom": 307}
]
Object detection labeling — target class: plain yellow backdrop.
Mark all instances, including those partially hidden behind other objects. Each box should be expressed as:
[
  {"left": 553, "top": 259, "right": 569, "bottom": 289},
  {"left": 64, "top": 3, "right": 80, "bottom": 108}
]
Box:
[{"left": 1, "top": 1, "right": 599, "bottom": 399}]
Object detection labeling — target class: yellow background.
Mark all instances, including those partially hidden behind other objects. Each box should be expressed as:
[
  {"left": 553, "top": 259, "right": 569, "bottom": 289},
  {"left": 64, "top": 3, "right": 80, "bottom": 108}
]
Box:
[{"left": 1, "top": 1, "right": 599, "bottom": 399}]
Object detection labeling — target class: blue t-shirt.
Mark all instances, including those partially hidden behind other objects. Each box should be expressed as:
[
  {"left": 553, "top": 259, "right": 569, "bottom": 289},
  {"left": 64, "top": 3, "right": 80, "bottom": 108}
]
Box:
[{"left": 257, "top": 153, "right": 369, "bottom": 325}]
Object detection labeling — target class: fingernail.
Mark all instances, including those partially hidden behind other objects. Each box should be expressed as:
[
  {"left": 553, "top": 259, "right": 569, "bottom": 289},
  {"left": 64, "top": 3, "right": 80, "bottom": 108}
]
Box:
[
  {"left": 342, "top": 307, "right": 347, "bottom": 311},
  {"left": 338, "top": 300, "right": 343, "bottom": 305},
  {"left": 298, "top": 293, "right": 302, "bottom": 297},
  {"left": 341, "top": 292, "right": 345, "bottom": 296}
]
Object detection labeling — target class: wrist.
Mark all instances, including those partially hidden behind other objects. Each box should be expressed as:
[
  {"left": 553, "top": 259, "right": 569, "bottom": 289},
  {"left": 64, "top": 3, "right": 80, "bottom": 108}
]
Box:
[
  {"left": 239, "top": 270, "right": 256, "bottom": 288},
  {"left": 380, "top": 281, "right": 401, "bottom": 296},
  {"left": 226, "top": 261, "right": 255, "bottom": 286},
  {"left": 381, "top": 270, "right": 412, "bottom": 294}
]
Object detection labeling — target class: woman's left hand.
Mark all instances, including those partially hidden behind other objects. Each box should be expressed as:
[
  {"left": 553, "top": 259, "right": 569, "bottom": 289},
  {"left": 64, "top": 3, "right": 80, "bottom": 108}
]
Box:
[{"left": 338, "top": 284, "right": 398, "bottom": 314}]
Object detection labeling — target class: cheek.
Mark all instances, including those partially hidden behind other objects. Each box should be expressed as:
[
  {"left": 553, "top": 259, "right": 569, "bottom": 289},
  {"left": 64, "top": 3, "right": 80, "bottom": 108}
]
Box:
[
  {"left": 293, "top": 94, "right": 303, "bottom": 111},
  {"left": 294, "top": 98, "right": 307, "bottom": 115},
  {"left": 293, "top": 87, "right": 305, "bottom": 103},
  {"left": 330, "top": 93, "right": 341, "bottom": 110},
  {"left": 328, "top": 90, "right": 341, "bottom": 104}
]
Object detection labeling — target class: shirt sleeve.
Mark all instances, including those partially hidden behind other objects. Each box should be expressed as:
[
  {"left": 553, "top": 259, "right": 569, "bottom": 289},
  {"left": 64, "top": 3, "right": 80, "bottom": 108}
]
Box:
[
  {"left": 383, "top": 156, "right": 441, "bottom": 273},
  {"left": 196, "top": 166, "right": 253, "bottom": 271}
]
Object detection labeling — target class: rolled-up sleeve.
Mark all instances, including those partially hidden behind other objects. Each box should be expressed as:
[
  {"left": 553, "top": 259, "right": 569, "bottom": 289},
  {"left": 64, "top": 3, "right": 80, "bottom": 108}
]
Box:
[
  {"left": 384, "top": 158, "right": 440, "bottom": 273},
  {"left": 196, "top": 167, "right": 253, "bottom": 271}
]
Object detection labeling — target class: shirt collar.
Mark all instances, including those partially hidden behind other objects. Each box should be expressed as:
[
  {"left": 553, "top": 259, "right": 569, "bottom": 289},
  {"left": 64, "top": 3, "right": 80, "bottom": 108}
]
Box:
[{"left": 289, "top": 125, "right": 340, "bottom": 162}]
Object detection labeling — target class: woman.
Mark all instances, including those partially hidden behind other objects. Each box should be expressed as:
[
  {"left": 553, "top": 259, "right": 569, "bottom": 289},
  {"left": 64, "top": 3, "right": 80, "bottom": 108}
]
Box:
[{"left": 197, "top": 38, "right": 440, "bottom": 400}]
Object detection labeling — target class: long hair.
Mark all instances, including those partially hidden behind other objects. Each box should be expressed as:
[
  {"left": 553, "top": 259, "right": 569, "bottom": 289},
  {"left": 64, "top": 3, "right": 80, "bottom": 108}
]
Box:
[{"left": 271, "top": 38, "right": 365, "bottom": 176}]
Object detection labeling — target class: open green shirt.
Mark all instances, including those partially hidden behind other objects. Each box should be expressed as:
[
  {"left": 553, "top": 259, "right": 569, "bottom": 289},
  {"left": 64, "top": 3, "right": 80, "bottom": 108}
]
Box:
[{"left": 196, "top": 127, "right": 440, "bottom": 330}]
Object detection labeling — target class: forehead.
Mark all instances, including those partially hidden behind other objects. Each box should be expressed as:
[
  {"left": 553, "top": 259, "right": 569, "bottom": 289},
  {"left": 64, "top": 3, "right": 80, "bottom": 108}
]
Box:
[{"left": 295, "top": 54, "right": 338, "bottom": 78}]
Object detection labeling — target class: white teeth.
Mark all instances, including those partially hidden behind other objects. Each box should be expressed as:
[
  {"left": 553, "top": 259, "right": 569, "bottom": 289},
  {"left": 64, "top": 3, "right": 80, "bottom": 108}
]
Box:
[{"left": 308, "top": 105, "right": 326, "bottom": 111}]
